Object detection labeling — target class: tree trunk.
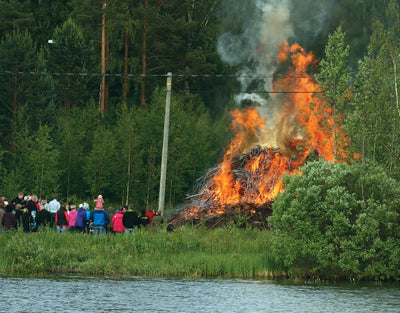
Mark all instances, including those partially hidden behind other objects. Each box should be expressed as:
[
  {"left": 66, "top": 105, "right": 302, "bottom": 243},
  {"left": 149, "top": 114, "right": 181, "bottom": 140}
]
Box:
[
  {"left": 123, "top": 30, "right": 129, "bottom": 103},
  {"left": 67, "top": 141, "right": 72, "bottom": 201},
  {"left": 66, "top": 78, "right": 71, "bottom": 112},
  {"left": 334, "top": 103, "right": 337, "bottom": 163},
  {"left": 12, "top": 65, "right": 18, "bottom": 152},
  {"left": 392, "top": 58, "right": 400, "bottom": 120},
  {"left": 100, "top": 1, "right": 109, "bottom": 117},
  {"left": 141, "top": 0, "right": 148, "bottom": 106},
  {"left": 125, "top": 136, "right": 131, "bottom": 206}
]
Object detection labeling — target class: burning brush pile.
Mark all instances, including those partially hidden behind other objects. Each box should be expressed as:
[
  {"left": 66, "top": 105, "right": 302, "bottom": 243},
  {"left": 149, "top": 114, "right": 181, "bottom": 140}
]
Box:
[
  {"left": 172, "top": 146, "right": 294, "bottom": 229},
  {"left": 172, "top": 42, "right": 347, "bottom": 229}
]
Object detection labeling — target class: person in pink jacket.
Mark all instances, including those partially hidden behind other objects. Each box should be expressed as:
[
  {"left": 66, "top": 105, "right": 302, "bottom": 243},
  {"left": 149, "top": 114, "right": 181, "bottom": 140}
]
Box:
[
  {"left": 111, "top": 207, "right": 126, "bottom": 233},
  {"left": 94, "top": 195, "right": 104, "bottom": 209},
  {"left": 68, "top": 205, "right": 78, "bottom": 232}
]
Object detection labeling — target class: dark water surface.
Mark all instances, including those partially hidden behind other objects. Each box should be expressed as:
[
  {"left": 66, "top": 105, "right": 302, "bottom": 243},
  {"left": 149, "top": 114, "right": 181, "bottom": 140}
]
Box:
[{"left": 0, "top": 276, "right": 399, "bottom": 312}]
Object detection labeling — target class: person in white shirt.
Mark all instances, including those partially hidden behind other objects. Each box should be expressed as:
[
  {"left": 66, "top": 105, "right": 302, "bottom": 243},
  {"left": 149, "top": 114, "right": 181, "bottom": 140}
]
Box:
[{"left": 47, "top": 195, "right": 61, "bottom": 229}]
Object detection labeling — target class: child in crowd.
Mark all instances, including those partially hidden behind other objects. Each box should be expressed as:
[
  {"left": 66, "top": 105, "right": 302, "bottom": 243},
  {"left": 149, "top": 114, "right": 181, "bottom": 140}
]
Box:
[
  {"left": 93, "top": 195, "right": 104, "bottom": 209},
  {"left": 30, "top": 210, "right": 38, "bottom": 232}
]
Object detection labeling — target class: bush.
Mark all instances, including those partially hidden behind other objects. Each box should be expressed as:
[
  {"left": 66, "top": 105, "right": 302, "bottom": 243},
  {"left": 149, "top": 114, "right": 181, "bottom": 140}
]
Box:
[{"left": 268, "top": 160, "right": 400, "bottom": 281}]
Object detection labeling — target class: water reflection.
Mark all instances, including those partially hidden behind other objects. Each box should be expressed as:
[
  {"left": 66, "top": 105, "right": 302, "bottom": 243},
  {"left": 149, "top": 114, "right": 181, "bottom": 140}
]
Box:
[{"left": 1, "top": 276, "right": 399, "bottom": 313}]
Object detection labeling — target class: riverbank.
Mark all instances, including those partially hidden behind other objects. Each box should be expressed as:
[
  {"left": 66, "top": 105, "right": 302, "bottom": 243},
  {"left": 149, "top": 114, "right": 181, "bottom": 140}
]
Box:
[{"left": 0, "top": 226, "right": 283, "bottom": 279}]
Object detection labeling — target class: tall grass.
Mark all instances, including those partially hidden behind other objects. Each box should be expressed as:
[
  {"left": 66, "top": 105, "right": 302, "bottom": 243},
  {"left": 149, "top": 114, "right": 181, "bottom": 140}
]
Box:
[{"left": 0, "top": 226, "right": 283, "bottom": 279}]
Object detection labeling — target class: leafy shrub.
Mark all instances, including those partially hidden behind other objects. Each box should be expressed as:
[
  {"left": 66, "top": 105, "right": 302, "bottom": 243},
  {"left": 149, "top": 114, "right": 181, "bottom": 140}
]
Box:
[{"left": 268, "top": 160, "right": 400, "bottom": 281}]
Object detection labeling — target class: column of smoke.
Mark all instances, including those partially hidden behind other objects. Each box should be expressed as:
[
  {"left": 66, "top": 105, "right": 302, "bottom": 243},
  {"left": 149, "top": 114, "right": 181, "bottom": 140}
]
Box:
[{"left": 216, "top": 0, "right": 334, "bottom": 151}]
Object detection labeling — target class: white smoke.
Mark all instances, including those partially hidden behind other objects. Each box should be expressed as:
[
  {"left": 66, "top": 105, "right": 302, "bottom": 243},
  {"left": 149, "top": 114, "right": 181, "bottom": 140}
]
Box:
[
  {"left": 217, "top": 0, "right": 333, "bottom": 106},
  {"left": 218, "top": 0, "right": 293, "bottom": 105}
]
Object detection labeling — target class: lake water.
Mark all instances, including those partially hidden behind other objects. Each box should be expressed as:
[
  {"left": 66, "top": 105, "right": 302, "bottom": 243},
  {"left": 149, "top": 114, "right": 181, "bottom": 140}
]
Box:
[{"left": 0, "top": 276, "right": 399, "bottom": 313}]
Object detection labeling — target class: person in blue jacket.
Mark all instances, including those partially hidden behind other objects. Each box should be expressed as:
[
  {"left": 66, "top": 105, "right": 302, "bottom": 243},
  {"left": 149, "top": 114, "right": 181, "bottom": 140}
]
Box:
[
  {"left": 75, "top": 204, "right": 87, "bottom": 233},
  {"left": 90, "top": 206, "right": 109, "bottom": 235}
]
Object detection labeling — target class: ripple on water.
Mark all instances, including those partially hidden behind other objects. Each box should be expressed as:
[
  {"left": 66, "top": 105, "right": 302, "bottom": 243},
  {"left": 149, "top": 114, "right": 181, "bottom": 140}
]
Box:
[{"left": 0, "top": 277, "right": 399, "bottom": 313}]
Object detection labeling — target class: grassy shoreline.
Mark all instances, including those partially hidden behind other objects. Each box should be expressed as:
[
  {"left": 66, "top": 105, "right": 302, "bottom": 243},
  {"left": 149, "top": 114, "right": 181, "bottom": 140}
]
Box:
[{"left": 0, "top": 226, "right": 283, "bottom": 279}]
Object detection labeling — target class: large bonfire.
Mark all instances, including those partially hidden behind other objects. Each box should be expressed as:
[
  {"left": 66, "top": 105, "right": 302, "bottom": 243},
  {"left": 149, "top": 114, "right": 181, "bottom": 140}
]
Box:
[{"left": 172, "top": 42, "right": 347, "bottom": 228}]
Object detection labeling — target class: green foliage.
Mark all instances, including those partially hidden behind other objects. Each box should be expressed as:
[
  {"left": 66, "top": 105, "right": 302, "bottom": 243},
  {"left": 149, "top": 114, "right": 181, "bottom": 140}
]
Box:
[
  {"left": 46, "top": 17, "right": 98, "bottom": 109},
  {"left": 109, "top": 92, "right": 229, "bottom": 209},
  {"left": 316, "top": 26, "right": 351, "bottom": 112},
  {"left": 269, "top": 160, "right": 400, "bottom": 281},
  {"left": 56, "top": 102, "right": 100, "bottom": 200},
  {"left": 26, "top": 124, "right": 61, "bottom": 197},
  {"left": 84, "top": 126, "right": 116, "bottom": 197},
  {"left": 315, "top": 26, "right": 351, "bottom": 162},
  {"left": 0, "top": 227, "right": 280, "bottom": 279},
  {"left": 346, "top": 0, "right": 400, "bottom": 178},
  {"left": 0, "top": 30, "right": 52, "bottom": 151}
]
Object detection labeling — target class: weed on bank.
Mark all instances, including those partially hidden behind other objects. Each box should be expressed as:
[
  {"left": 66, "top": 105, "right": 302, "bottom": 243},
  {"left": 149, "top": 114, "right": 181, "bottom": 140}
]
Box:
[{"left": 0, "top": 226, "right": 282, "bottom": 279}]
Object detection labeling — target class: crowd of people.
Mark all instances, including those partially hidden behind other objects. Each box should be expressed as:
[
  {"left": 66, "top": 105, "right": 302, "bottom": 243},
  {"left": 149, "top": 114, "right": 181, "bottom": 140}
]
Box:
[{"left": 0, "top": 193, "right": 174, "bottom": 235}]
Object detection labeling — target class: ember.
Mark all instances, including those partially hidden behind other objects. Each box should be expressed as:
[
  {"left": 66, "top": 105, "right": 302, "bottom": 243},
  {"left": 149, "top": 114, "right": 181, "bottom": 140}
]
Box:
[{"left": 172, "top": 42, "right": 347, "bottom": 228}]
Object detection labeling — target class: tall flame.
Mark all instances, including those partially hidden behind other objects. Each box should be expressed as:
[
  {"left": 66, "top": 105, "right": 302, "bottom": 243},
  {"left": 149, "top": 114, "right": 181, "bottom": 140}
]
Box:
[{"left": 180, "top": 42, "right": 348, "bottom": 220}]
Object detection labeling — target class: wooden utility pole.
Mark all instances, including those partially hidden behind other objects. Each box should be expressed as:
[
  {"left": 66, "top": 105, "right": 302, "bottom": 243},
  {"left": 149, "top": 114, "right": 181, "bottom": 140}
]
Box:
[
  {"left": 100, "top": 1, "right": 107, "bottom": 117},
  {"left": 158, "top": 73, "right": 172, "bottom": 217}
]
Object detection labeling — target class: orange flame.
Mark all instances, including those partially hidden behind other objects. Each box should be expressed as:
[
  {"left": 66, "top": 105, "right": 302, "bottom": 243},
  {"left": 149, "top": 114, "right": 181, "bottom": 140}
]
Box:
[{"left": 186, "top": 42, "right": 348, "bottom": 217}]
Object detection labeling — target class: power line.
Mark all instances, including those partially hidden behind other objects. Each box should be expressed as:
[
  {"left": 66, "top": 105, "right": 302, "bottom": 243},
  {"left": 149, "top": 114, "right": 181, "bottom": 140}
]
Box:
[
  {"left": 0, "top": 71, "right": 322, "bottom": 94},
  {"left": 0, "top": 71, "right": 314, "bottom": 79},
  {"left": 0, "top": 87, "right": 322, "bottom": 94}
]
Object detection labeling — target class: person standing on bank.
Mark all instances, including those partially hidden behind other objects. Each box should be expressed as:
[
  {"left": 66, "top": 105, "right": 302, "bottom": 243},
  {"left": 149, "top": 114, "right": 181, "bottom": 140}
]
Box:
[
  {"left": 0, "top": 203, "right": 5, "bottom": 233},
  {"left": 90, "top": 204, "right": 109, "bottom": 235},
  {"left": 13, "top": 192, "right": 24, "bottom": 206},
  {"left": 2, "top": 205, "right": 17, "bottom": 231},
  {"left": 75, "top": 204, "right": 87, "bottom": 233},
  {"left": 122, "top": 204, "right": 140, "bottom": 234},
  {"left": 151, "top": 210, "right": 163, "bottom": 231},
  {"left": 26, "top": 195, "right": 39, "bottom": 213},
  {"left": 68, "top": 205, "right": 78, "bottom": 232},
  {"left": 55, "top": 204, "right": 69, "bottom": 233},
  {"left": 145, "top": 206, "right": 156, "bottom": 224},
  {"left": 111, "top": 207, "right": 125, "bottom": 233},
  {"left": 47, "top": 195, "right": 60, "bottom": 229}
]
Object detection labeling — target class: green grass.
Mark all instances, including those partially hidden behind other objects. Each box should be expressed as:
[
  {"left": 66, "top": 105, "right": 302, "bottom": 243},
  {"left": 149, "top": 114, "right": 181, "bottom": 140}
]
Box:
[{"left": 0, "top": 226, "right": 283, "bottom": 279}]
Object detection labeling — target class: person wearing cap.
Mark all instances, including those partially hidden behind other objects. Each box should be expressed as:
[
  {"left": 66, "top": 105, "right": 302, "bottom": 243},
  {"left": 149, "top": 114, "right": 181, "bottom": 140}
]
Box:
[{"left": 30, "top": 210, "right": 38, "bottom": 232}]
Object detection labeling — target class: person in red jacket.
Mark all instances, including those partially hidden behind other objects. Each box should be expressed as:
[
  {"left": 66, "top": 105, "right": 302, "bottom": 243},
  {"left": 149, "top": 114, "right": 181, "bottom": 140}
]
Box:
[
  {"left": 111, "top": 207, "right": 126, "bottom": 233},
  {"left": 145, "top": 206, "right": 156, "bottom": 224},
  {"left": 55, "top": 204, "right": 69, "bottom": 233}
]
